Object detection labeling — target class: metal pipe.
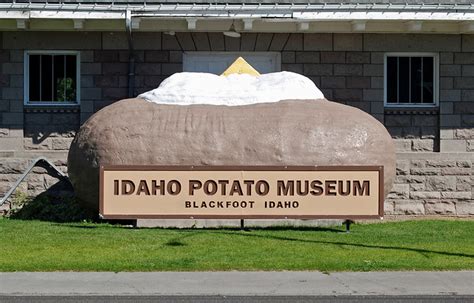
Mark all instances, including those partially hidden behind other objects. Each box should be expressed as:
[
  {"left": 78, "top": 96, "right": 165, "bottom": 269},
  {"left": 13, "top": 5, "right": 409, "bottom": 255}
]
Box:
[
  {"left": 125, "top": 9, "right": 135, "bottom": 99},
  {"left": 0, "top": 157, "right": 69, "bottom": 207}
]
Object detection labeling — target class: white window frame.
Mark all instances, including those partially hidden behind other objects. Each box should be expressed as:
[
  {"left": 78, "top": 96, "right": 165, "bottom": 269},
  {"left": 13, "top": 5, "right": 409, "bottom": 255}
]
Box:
[
  {"left": 384, "top": 52, "right": 439, "bottom": 108},
  {"left": 24, "top": 50, "right": 81, "bottom": 106},
  {"left": 183, "top": 52, "right": 281, "bottom": 74}
]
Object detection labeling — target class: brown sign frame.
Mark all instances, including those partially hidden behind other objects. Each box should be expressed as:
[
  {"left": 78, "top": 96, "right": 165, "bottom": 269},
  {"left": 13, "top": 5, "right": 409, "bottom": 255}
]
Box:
[{"left": 99, "top": 165, "right": 384, "bottom": 220}]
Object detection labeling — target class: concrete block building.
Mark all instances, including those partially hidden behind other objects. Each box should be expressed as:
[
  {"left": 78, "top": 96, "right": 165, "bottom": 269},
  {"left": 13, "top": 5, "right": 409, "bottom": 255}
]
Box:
[{"left": 0, "top": 0, "right": 473, "bottom": 217}]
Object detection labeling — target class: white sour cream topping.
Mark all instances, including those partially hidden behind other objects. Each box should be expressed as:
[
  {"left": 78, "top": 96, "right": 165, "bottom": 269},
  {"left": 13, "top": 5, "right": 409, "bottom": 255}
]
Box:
[{"left": 138, "top": 71, "right": 325, "bottom": 106}]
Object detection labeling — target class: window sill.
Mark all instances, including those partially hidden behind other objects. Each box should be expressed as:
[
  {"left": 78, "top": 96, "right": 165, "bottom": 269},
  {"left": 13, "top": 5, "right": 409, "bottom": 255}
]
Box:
[
  {"left": 384, "top": 106, "right": 439, "bottom": 115},
  {"left": 24, "top": 104, "right": 80, "bottom": 113}
]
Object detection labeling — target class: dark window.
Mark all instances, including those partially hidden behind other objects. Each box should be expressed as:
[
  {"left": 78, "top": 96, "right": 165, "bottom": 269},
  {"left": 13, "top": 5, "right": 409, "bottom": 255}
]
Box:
[
  {"left": 386, "top": 55, "right": 436, "bottom": 105},
  {"left": 28, "top": 53, "right": 78, "bottom": 104}
]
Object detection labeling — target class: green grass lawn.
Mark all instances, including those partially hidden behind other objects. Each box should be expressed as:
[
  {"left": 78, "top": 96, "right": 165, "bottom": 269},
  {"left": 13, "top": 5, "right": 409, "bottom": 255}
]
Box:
[{"left": 0, "top": 219, "right": 473, "bottom": 272}]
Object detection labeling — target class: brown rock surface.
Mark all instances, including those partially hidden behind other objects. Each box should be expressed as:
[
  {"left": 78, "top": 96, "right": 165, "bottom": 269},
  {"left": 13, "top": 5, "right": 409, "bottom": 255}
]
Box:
[{"left": 68, "top": 98, "right": 396, "bottom": 212}]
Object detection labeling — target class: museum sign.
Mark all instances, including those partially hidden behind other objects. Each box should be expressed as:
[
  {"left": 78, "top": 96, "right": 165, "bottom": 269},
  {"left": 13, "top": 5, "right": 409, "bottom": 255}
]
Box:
[{"left": 100, "top": 166, "right": 384, "bottom": 219}]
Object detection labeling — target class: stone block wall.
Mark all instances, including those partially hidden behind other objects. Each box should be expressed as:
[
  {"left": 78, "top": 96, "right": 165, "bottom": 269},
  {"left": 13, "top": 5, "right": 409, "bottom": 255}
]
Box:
[
  {"left": 386, "top": 153, "right": 474, "bottom": 216},
  {"left": 438, "top": 37, "right": 474, "bottom": 152},
  {"left": 24, "top": 111, "right": 79, "bottom": 151}
]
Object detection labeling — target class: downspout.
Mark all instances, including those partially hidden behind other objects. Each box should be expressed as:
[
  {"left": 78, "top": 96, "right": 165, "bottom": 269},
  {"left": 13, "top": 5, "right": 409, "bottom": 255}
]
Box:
[{"left": 125, "top": 9, "right": 135, "bottom": 98}]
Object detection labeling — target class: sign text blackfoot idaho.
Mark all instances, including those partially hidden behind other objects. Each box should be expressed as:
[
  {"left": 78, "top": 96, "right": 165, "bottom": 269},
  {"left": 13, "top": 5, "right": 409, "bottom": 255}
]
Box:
[{"left": 100, "top": 166, "right": 384, "bottom": 219}]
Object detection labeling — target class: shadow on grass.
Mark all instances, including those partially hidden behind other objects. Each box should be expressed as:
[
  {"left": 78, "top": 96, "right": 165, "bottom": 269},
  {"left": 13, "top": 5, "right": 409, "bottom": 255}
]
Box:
[
  {"left": 59, "top": 224, "right": 99, "bottom": 229},
  {"left": 57, "top": 222, "right": 345, "bottom": 233},
  {"left": 44, "top": 222, "right": 474, "bottom": 259},
  {"left": 164, "top": 232, "right": 200, "bottom": 247},
  {"left": 238, "top": 226, "right": 344, "bottom": 233},
  {"left": 165, "top": 240, "right": 187, "bottom": 246},
  {"left": 53, "top": 222, "right": 200, "bottom": 247},
  {"left": 146, "top": 225, "right": 345, "bottom": 233},
  {"left": 213, "top": 230, "right": 474, "bottom": 259},
  {"left": 56, "top": 219, "right": 137, "bottom": 229}
]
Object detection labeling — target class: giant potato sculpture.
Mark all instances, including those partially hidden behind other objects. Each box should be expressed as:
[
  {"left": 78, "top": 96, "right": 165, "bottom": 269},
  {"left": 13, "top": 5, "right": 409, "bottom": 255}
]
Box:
[{"left": 68, "top": 59, "right": 396, "bottom": 213}]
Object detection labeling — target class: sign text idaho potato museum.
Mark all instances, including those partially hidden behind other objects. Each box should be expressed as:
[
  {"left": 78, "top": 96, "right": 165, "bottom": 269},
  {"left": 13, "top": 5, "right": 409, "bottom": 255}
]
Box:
[{"left": 100, "top": 166, "right": 384, "bottom": 219}]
